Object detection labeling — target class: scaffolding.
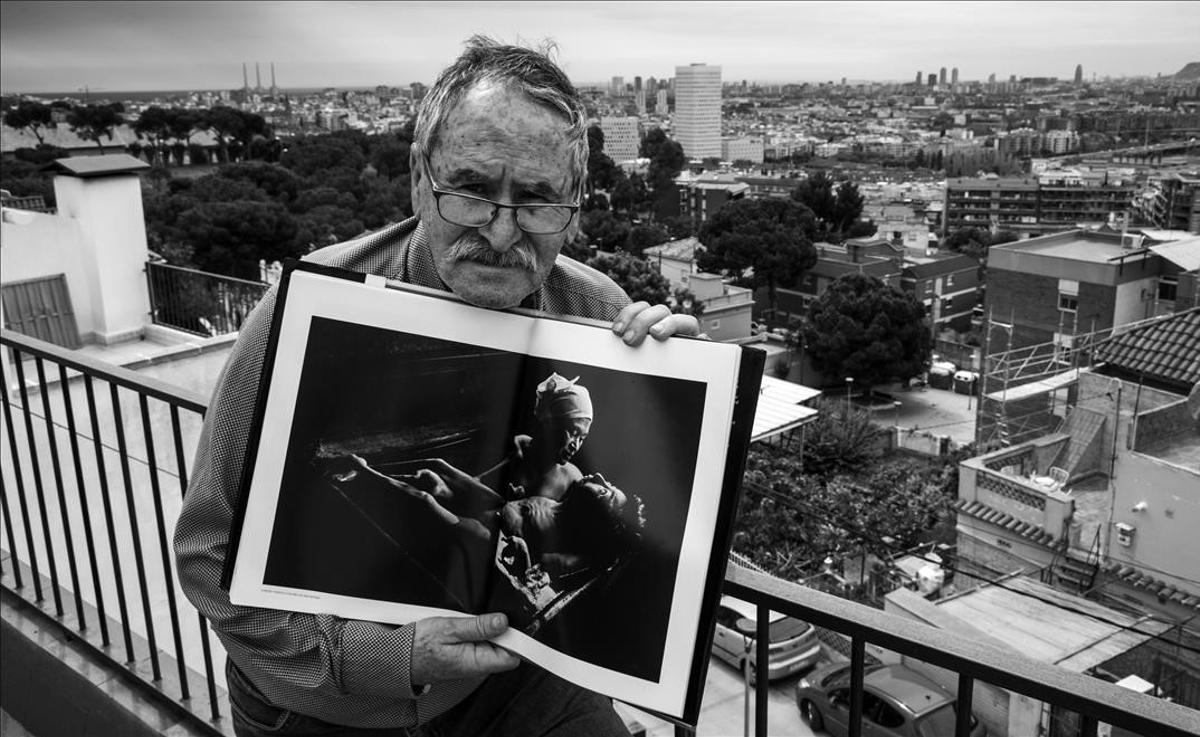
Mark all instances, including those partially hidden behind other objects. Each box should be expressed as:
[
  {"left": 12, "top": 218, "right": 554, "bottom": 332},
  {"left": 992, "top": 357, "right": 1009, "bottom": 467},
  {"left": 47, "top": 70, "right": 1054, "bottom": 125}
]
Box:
[{"left": 973, "top": 310, "right": 1171, "bottom": 450}]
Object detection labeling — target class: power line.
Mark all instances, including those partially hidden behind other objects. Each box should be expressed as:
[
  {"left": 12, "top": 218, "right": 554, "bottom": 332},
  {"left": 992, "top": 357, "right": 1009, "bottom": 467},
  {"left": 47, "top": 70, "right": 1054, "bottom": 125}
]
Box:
[{"left": 739, "top": 481, "right": 1200, "bottom": 658}]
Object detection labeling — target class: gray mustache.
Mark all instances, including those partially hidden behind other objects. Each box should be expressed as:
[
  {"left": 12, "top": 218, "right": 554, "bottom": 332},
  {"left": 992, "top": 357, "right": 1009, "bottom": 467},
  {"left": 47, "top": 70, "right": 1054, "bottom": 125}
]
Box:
[{"left": 447, "top": 234, "right": 538, "bottom": 271}]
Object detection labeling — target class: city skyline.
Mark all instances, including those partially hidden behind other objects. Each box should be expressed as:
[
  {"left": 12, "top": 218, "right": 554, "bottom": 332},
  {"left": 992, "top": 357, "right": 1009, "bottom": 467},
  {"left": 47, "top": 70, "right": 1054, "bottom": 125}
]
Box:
[{"left": 1, "top": 1, "right": 1198, "bottom": 94}]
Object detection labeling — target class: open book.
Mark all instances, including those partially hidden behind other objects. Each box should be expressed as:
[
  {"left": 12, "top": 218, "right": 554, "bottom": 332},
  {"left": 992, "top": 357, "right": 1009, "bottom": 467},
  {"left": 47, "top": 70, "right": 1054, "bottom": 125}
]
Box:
[{"left": 226, "top": 260, "right": 764, "bottom": 725}]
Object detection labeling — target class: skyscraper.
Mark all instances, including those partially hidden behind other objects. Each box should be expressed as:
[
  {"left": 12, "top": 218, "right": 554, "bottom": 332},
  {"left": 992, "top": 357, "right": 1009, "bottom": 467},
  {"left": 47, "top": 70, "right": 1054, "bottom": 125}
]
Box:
[
  {"left": 1074, "top": 64, "right": 1084, "bottom": 84},
  {"left": 611, "top": 76, "right": 624, "bottom": 97},
  {"left": 939, "top": 67, "right": 947, "bottom": 85},
  {"left": 951, "top": 67, "right": 959, "bottom": 85},
  {"left": 915, "top": 70, "right": 923, "bottom": 85},
  {"left": 656, "top": 88, "right": 669, "bottom": 114},
  {"left": 673, "top": 63, "right": 722, "bottom": 160},
  {"left": 928, "top": 73, "right": 937, "bottom": 87}
]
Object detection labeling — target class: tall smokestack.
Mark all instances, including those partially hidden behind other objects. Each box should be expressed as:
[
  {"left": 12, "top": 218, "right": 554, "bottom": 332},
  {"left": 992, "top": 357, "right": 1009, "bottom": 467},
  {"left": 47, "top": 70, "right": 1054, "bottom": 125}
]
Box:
[
  {"left": 256, "top": 62, "right": 262, "bottom": 90},
  {"left": 271, "top": 62, "right": 277, "bottom": 90},
  {"left": 243, "top": 62, "right": 249, "bottom": 89}
]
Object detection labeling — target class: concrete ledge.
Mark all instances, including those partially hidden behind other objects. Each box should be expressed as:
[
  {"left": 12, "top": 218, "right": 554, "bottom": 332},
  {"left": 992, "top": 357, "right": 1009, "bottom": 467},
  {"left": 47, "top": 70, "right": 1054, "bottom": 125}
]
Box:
[{"left": 0, "top": 587, "right": 230, "bottom": 737}]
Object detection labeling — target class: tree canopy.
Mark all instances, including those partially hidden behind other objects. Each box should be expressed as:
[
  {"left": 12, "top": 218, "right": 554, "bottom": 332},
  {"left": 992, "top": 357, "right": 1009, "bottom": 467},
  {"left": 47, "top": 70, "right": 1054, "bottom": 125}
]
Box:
[
  {"left": 789, "top": 171, "right": 874, "bottom": 243},
  {"left": 695, "top": 197, "right": 817, "bottom": 312},
  {"left": 3, "top": 101, "right": 56, "bottom": 145},
  {"left": 800, "top": 272, "right": 932, "bottom": 386},
  {"left": 640, "top": 128, "right": 685, "bottom": 195},
  {"left": 66, "top": 103, "right": 125, "bottom": 149},
  {"left": 585, "top": 250, "right": 700, "bottom": 316}
]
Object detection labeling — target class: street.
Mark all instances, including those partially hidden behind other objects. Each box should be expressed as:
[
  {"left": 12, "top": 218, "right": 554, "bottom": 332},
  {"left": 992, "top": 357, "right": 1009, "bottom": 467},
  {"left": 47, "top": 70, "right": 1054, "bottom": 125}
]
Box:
[{"left": 616, "top": 655, "right": 818, "bottom": 737}]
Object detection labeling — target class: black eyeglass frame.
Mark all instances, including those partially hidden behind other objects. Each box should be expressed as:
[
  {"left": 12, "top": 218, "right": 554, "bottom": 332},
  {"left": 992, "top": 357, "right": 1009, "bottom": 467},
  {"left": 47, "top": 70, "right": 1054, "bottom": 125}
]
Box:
[{"left": 419, "top": 154, "right": 581, "bottom": 235}]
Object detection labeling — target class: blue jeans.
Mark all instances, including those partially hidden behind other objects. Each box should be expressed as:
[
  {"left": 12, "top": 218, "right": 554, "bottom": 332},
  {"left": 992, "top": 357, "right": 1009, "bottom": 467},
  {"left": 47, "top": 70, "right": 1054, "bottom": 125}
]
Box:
[{"left": 226, "top": 659, "right": 631, "bottom": 737}]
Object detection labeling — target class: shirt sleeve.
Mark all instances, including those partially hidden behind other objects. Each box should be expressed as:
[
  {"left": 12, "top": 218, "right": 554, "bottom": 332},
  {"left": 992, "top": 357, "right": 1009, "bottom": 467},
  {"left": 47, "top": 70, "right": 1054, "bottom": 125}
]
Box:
[{"left": 172, "top": 286, "right": 425, "bottom": 703}]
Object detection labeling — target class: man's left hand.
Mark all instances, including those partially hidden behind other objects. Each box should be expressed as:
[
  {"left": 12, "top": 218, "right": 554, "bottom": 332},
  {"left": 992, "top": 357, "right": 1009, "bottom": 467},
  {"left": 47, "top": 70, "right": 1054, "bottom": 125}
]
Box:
[{"left": 612, "top": 302, "right": 703, "bottom": 346}]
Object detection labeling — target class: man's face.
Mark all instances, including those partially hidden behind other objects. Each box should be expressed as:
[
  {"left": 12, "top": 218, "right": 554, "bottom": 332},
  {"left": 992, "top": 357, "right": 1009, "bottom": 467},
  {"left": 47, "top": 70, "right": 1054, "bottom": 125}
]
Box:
[{"left": 413, "top": 83, "right": 579, "bottom": 309}]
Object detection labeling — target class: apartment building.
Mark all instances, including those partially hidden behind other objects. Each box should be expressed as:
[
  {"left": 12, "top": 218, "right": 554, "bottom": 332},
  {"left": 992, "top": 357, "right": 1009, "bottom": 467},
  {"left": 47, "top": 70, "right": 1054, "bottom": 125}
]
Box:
[
  {"left": 599, "top": 115, "right": 641, "bottom": 163},
  {"left": 944, "top": 174, "right": 1137, "bottom": 237},
  {"left": 655, "top": 172, "right": 749, "bottom": 225},
  {"left": 901, "top": 250, "right": 980, "bottom": 333},
  {"left": 985, "top": 229, "right": 1198, "bottom": 349},
  {"left": 943, "top": 176, "right": 1041, "bottom": 237},
  {"left": 720, "top": 136, "right": 764, "bottom": 164},
  {"left": 673, "top": 63, "right": 722, "bottom": 160},
  {"left": 1143, "top": 172, "right": 1200, "bottom": 233}
]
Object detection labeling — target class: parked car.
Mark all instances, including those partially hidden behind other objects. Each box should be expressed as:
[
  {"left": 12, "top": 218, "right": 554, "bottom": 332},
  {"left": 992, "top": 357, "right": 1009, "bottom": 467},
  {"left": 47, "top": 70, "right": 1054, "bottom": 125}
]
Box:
[
  {"left": 795, "top": 662, "right": 987, "bottom": 737},
  {"left": 711, "top": 596, "right": 821, "bottom": 682}
]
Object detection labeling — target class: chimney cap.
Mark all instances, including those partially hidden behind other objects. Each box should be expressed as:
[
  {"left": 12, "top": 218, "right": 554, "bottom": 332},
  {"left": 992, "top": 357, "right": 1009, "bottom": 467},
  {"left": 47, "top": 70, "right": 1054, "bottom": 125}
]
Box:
[{"left": 41, "top": 154, "right": 151, "bottom": 179}]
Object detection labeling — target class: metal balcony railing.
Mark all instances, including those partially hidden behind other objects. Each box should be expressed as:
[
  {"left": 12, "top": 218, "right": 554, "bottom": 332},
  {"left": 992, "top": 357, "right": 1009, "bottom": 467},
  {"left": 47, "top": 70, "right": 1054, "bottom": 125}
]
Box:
[
  {"left": 145, "top": 261, "right": 268, "bottom": 337},
  {"left": 2, "top": 327, "right": 1197, "bottom": 737}
]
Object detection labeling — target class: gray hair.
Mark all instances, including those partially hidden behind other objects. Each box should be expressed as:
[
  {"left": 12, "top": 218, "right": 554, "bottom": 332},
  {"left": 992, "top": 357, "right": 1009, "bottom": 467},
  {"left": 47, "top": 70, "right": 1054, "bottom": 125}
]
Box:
[{"left": 414, "top": 35, "right": 589, "bottom": 198}]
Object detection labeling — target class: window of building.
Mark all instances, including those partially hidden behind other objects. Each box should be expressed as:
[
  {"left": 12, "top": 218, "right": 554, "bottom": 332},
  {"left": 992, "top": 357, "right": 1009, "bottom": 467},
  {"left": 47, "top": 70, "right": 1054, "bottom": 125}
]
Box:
[
  {"left": 1058, "top": 294, "right": 1078, "bottom": 312},
  {"left": 1158, "top": 277, "right": 1178, "bottom": 302},
  {"left": 945, "top": 273, "right": 955, "bottom": 287}
]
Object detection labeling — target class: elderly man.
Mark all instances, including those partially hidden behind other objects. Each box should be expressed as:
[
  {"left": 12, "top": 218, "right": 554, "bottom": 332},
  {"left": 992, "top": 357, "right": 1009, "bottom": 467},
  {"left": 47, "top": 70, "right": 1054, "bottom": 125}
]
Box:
[{"left": 174, "top": 36, "right": 696, "bottom": 737}]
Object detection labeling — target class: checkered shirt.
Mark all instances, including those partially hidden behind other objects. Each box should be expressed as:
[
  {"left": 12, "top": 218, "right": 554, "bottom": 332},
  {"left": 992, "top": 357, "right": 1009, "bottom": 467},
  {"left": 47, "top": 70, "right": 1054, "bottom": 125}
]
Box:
[{"left": 173, "top": 217, "right": 631, "bottom": 728}]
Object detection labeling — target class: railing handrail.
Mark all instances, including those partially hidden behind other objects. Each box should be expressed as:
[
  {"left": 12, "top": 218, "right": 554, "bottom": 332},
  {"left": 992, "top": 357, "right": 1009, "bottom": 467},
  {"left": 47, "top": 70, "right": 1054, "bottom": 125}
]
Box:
[
  {"left": 145, "top": 260, "right": 270, "bottom": 290},
  {"left": 1, "top": 329, "right": 209, "bottom": 414},
  {"left": 726, "top": 564, "right": 1198, "bottom": 737}
]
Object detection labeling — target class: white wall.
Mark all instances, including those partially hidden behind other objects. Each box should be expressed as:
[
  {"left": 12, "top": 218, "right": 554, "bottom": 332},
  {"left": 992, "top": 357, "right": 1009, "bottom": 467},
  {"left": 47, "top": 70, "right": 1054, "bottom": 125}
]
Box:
[
  {"left": 1112, "top": 277, "right": 1159, "bottom": 332},
  {"left": 1, "top": 210, "right": 94, "bottom": 338}
]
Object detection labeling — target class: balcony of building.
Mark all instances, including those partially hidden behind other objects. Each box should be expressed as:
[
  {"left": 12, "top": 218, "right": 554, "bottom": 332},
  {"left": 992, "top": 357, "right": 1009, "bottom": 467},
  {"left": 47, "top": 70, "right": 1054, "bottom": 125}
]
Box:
[{"left": 4, "top": 313, "right": 1199, "bottom": 736}]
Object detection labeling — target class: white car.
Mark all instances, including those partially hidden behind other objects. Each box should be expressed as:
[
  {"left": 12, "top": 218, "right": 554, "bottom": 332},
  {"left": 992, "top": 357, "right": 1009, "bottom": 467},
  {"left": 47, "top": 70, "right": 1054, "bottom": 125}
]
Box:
[{"left": 711, "top": 596, "right": 822, "bottom": 682}]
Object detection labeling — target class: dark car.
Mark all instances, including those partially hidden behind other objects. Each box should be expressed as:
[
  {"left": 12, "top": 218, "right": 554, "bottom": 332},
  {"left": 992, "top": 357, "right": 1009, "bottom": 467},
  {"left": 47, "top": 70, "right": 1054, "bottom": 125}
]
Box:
[{"left": 795, "top": 662, "right": 987, "bottom": 737}]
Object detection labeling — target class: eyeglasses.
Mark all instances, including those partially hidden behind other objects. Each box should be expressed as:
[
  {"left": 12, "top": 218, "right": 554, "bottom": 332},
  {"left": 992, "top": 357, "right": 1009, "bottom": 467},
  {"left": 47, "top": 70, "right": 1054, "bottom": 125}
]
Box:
[{"left": 420, "top": 155, "right": 579, "bottom": 235}]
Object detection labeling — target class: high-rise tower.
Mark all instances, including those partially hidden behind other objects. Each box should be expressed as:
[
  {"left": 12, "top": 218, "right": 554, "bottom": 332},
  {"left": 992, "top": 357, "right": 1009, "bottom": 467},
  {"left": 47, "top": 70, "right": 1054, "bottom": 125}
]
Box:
[
  {"left": 951, "top": 67, "right": 959, "bottom": 85},
  {"left": 673, "top": 63, "right": 721, "bottom": 160},
  {"left": 939, "top": 67, "right": 947, "bottom": 85},
  {"left": 1074, "top": 64, "right": 1084, "bottom": 84}
]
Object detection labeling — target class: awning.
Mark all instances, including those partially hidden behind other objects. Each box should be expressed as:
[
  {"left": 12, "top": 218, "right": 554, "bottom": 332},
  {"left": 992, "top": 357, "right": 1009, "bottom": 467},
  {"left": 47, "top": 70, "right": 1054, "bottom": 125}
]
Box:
[
  {"left": 751, "top": 375, "right": 822, "bottom": 441},
  {"left": 1148, "top": 238, "right": 1200, "bottom": 271}
]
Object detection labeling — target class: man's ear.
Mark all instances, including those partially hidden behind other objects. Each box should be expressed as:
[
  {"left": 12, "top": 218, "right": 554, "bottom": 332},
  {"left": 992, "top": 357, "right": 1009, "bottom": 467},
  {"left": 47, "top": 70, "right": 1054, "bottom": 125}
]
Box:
[{"left": 410, "top": 148, "right": 424, "bottom": 214}]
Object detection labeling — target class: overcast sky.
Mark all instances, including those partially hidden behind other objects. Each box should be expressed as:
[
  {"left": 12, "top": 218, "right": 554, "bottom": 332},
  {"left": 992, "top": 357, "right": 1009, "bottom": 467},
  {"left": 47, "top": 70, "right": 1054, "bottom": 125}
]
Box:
[{"left": 2, "top": 1, "right": 1198, "bottom": 94}]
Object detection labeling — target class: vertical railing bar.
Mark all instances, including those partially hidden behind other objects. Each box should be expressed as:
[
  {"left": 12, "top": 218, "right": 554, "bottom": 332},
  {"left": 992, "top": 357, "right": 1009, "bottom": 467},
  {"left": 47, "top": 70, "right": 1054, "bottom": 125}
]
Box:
[
  {"left": 0, "top": 357, "right": 30, "bottom": 590},
  {"left": 0, "top": 476, "right": 15, "bottom": 581},
  {"left": 58, "top": 363, "right": 108, "bottom": 642},
  {"left": 170, "top": 405, "right": 221, "bottom": 719},
  {"left": 753, "top": 602, "right": 769, "bottom": 737},
  {"left": 956, "top": 672, "right": 975, "bottom": 737},
  {"left": 87, "top": 375, "right": 133, "bottom": 657},
  {"left": 849, "top": 635, "right": 865, "bottom": 737},
  {"left": 110, "top": 384, "right": 160, "bottom": 678},
  {"left": 35, "top": 357, "right": 80, "bottom": 620},
  {"left": 13, "top": 353, "right": 50, "bottom": 602},
  {"left": 139, "top": 394, "right": 187, "bottom": 695}
]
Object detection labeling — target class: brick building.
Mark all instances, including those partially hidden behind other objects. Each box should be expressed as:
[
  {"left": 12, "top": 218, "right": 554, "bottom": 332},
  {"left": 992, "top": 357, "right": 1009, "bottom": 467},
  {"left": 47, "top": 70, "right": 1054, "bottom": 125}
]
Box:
[
  {"left": 901, "top": 250, "right": 980, "bottom": 333},
  {"left": 985, "top": 230, "right": 1197, "bottom": 349}
]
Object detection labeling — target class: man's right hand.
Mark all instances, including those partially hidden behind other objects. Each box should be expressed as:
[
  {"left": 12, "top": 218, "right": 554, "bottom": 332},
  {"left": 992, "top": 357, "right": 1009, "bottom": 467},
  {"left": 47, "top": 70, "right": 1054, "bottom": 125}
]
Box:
[{"left": 410, "top": 613, "right": 520, "bottom": 684}]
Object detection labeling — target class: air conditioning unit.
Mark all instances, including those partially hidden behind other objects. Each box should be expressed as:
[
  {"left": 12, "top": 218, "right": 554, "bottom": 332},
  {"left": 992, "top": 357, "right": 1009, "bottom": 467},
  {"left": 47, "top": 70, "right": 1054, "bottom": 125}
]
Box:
[{"left": 1115, "top": 522, "right": 1136, "bottom": 547}]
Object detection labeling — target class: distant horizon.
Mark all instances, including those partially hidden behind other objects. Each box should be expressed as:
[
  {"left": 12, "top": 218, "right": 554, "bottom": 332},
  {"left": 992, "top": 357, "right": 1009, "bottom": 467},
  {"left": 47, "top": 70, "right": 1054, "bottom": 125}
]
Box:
[
  {"left": 3, "top": 1, "right": 1198, "bottom": 94},
  {"left": 7, "top": 69, "right": 1186, "bottom": 102}
]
